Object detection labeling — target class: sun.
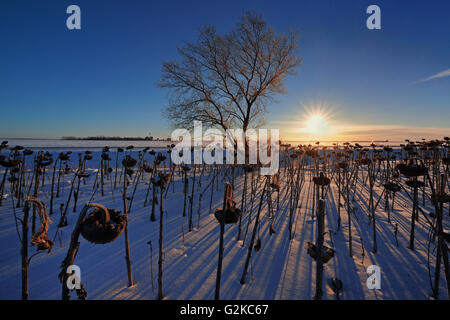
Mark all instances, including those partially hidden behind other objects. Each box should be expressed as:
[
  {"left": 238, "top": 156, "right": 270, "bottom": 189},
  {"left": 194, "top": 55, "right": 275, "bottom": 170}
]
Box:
[
  {"left": 305, "top": 114, "right": 330, "bottom": 135},
  {"left": 280, "top": 101, "right": 338, "bottom": 141},
  {"left": 298, "top": 102, "right": 336, "bottom": 139}
]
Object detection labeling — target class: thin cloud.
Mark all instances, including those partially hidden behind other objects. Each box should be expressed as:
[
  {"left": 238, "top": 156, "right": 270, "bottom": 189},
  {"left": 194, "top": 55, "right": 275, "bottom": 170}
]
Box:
[
  {"left": 332, "top": 125, "right": 449, "bottom": 141},
  {"left": 416, "top": 68, "right": 450, "bottom": 83},
  {"left": 279, "top": 123, "right": 449, "bottom": 142}
]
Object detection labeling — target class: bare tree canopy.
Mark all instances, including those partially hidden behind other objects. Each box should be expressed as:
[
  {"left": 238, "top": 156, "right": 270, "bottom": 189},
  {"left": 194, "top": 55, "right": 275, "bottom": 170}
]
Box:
[{"left": 159, "top": 11, "right": 302, "bottom": 132}]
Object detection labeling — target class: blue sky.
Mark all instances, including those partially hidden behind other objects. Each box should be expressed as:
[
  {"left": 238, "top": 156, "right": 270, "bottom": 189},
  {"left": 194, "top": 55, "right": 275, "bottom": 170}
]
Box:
[{"left": 1, "top": 0, "right": 449, "bottom": 140}]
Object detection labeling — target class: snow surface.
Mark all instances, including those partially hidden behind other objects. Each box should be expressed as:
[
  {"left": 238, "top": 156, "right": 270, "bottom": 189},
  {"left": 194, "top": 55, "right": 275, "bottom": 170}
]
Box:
[{"left": 0, "top": 149, "right": 448, "bottom": 300}]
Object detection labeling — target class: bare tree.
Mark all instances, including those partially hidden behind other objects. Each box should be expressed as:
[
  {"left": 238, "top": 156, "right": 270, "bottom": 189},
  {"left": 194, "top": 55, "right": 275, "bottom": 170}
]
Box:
[{"left": 158, "top": 11, "right": 302, "bottom": 133}]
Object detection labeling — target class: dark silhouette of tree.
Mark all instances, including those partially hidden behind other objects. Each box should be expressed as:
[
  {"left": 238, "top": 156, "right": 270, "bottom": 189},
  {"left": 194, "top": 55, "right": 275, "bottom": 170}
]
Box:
[{"left": 159, "top": 11, "right": 302, "bottom": 132}]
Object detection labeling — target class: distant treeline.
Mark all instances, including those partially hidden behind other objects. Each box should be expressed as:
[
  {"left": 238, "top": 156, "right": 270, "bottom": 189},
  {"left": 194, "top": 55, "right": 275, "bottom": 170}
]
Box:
[{"left": 61, "top": 136, "right": 170, "bottom": 141}]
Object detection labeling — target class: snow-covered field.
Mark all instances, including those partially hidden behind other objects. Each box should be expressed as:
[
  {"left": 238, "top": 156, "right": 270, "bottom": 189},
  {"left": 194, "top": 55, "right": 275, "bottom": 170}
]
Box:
[
  {"left": 1, "top": 139, "right": 404, "bottom": 150},
  {"left": 0, "top": 147, "right": 448, "bottom": 300},
  {"left": 1, "top": 139, "right": 171, "bottom": 150}
]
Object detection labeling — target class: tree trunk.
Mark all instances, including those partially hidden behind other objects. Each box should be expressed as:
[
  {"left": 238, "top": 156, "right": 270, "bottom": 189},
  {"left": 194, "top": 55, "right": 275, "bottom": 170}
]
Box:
[
  {"left": 21, "top": 201, "right": 30, "bottom": 300},
  {"left": 123, "top": 168, "right": 134, "bottom": 287},
  {"left": 215, "top": 183, "right": 229, "bottom": 300},
  {"left": 409, "top": 182, "right": 418, "bottom": 250},
  {"left": 237, "top": 171, "right": 247, "bottom": 241},
  {"left": 188, "top": 166, "right": 196, "bottom": 232},
  {"left": 158, "top": 186, "right": 165, "bottom": 300},
  {"left": 50, "top": 159, "right": 58, "bottom": 214},
  {"left": 314, "top": 200, "right": 325, "bottom": 300}
]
